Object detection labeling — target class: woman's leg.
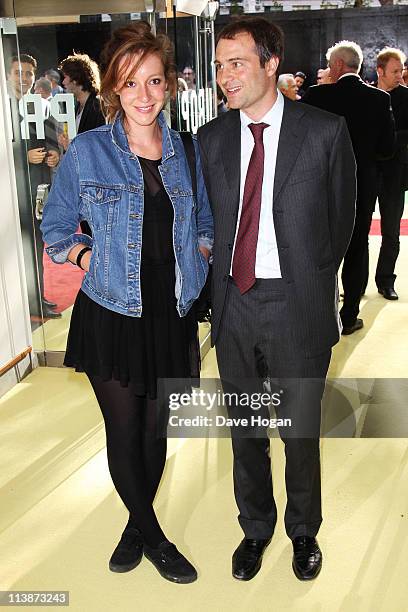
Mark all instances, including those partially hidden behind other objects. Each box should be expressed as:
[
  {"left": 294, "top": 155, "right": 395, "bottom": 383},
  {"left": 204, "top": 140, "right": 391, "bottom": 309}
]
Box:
[{"left": 87, "top": 374, "right": 166, "bottom": 547}]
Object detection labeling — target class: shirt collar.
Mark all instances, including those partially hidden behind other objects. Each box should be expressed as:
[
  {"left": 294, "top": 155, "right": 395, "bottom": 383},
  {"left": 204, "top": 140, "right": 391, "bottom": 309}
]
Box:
[
  {"left": 240, "top": 89, "right": 284, "bottom": 129},
  {"left": 110, "top": 110, "right": 174, "bottom": 161},
  {"left": 338, "top": 72, "right": 360, "bottom": 81}
]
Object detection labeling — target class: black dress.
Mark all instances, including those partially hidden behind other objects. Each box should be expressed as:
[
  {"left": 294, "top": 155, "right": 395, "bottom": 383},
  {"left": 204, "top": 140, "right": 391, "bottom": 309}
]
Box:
[{"left": 64, "top": 157, "right": 200, "bottom": 398}]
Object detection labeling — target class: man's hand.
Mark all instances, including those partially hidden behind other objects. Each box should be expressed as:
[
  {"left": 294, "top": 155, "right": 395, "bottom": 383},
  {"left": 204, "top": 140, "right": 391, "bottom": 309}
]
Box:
[
  {"left": 28, "top": 147, "right": 47, "bottom": 164},
  {"left": 58, "top": 132, "right": 70, "bottom": 151},
  {"left": 46, "top": 149, "right": 60, "bottom": 168}
]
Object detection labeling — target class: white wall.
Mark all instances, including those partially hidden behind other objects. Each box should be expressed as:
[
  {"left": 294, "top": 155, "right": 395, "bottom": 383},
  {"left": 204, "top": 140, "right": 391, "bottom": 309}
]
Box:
[{"left": 0, "top": 33, "right": 34, "bottom": 398}]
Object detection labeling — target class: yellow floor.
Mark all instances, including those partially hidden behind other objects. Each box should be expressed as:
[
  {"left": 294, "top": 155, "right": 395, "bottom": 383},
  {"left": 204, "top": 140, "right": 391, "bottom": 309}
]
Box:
[{"left": 1, "top": 216, "right": 408, "bottom": 610}]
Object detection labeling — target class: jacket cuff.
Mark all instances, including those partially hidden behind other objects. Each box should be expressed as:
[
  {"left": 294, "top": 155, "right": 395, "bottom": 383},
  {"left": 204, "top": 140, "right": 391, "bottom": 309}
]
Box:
[{"left": 45, "top": 233, "right": 93, "bottom": 264}]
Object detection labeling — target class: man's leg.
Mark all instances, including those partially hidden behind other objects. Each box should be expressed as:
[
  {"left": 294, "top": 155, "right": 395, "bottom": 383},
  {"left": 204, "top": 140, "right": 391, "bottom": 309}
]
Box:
[
  {"left": 340, "top": 198, "right": 375, "bottom": 327},
  {"left": 376, "top": 167, "right": 405, "bottom": 292},
  {"left": 216, "top": 279, "right": 277, "bottom": 540}
]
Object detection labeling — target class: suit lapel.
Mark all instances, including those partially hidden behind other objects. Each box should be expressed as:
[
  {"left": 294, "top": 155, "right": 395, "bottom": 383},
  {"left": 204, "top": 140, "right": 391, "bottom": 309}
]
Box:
[
  {"left": 273, "top": 98, "right": 309, "bottom": 205},
  {"left": 220, "top": 109, "right": 241, "bottom": 205}
]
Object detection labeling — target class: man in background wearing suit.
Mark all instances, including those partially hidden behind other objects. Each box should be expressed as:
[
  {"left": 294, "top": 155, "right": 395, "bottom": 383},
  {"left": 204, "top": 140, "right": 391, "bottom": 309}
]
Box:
[
  {"left": 375, "top": 47, "right": 408, "bottom": 300},
  {"left": 198, "top": 18, "right": 356, "bottom": 581},
  {"left": 303, "top": 41, "right": 395, "bottom": 334}
]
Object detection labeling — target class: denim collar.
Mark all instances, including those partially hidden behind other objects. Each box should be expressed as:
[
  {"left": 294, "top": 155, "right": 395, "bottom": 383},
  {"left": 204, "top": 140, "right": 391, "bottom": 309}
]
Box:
[{"left": 110, "top": 111, "right": 175, "bottom": 162}]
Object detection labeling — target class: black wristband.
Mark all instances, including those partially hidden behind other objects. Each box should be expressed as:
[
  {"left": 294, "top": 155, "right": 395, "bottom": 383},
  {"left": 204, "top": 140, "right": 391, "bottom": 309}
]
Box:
[{"left": 76, "top": 247, "right": 92, "bottom": 269}]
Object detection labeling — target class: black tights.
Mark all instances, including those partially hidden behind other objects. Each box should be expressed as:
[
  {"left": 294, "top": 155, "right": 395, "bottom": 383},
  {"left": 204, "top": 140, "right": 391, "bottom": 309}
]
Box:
[{"left": 87, "top": 374, "right": 168, "bottom": 547}]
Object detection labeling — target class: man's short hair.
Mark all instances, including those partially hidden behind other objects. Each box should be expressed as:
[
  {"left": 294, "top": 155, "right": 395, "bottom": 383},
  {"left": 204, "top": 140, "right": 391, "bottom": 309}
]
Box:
[
  {"left": 277, "top": 73, "right": 294, "bottom": 90},
  {"left": 59, "top": 53, "right": 100, "bottom": 95},
  {"left": 295, "top": 71, "right": 306, "bottom": 80},
  {"left": 45, "top": 69, "right": 61, "bottom": 84},
  {"left": 217, "top": 17, "right": 284, "bottom": 74},
  {"left": 377, "top": 47, "right": 407, "bottom": 70},
  {"left": 7, "top": 53, "right": 37, "bottom": 73},
  {"left": 35, "top": 77, "right": 52, "bottom": 94},
  {"left": 326, "top": 40, "right": 363, "bottom": 72}
]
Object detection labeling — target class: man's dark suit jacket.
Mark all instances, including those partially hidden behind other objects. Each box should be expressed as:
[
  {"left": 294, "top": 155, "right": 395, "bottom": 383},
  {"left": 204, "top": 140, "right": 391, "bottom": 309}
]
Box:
[
  {"left": 76, "top": 93, "right": 105, "bottom": 134},
  {"left": 302, "top": 75, "right": 395, "bottom": 179},
  {"left": 379, "top": 84, "right": 408, "bottom": 187},
  {"left": 198, "top": 98, "right": 356, "bottom": 357}
]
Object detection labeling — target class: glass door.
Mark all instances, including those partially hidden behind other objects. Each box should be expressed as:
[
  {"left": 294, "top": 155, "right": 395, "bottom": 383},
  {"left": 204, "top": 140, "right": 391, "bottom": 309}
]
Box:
[{"left": 0, "top": 0, "right": 217, "bottom": 364}]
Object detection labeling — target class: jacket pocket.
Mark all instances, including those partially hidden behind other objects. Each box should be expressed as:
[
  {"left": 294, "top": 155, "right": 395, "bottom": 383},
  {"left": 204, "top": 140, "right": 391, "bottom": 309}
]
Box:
[{"left": 80, "top": 185, "right": 121, "bottom": 231}]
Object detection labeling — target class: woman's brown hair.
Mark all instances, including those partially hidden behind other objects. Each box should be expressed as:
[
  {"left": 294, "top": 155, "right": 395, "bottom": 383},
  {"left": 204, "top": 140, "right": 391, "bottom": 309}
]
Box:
[{"left": 99, "top": 21, "right": 177, "bottom": 123}]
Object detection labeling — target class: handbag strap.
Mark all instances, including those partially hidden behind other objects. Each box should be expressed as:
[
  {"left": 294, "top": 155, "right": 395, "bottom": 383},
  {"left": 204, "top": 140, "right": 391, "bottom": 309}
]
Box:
[{"left": 179, "top": 131, "right": 197, "bottom": 200}]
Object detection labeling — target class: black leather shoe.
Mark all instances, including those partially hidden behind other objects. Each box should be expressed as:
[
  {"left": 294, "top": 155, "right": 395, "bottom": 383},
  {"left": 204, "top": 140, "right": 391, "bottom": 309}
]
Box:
[
  {"left": 232, "top": 538, "right": 271, "bottom": 581},
  {"left": 292, "top": 536, "right": 322, "bottom": 581},
  {"left": 109, "top": 527, "right": 143, "bottom": 573},
  {"left": 42, "top": 306, "right": 62, "bottom": 319},
  {"left": 144, "top": 541, "right": 197, "bottom": 584},
  {"left": 378, "top": 287, "right": 398, "bottom": 300},
  {"left": 42, "top": 298, "right": 57, "bottom": 308},
  {"left": 341, "top": 318, "right": 363, "bottom": 335}
]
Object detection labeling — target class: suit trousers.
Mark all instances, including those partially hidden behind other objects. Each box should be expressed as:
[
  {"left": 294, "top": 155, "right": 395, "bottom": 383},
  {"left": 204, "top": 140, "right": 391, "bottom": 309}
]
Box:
[
  {"left": 376, "top": 160, "right": 406, "bottom": 288},
  {"left": 215, "top": 277, "right": 331, "bottom": 540},
  {"left": 340, "top": 177, "right": 378, "bottom": 326}
]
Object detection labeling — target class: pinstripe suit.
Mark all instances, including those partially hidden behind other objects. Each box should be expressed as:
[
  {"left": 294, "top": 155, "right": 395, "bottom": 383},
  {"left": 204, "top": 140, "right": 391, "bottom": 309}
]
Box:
[{"left": 198, "top": 98, "right": 356, "bottom": 540}]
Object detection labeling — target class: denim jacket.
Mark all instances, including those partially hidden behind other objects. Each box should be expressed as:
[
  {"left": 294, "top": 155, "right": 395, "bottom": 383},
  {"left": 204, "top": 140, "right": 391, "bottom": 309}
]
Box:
[{"left": 41, "top": 112, "right": 213, "bottom": 317}]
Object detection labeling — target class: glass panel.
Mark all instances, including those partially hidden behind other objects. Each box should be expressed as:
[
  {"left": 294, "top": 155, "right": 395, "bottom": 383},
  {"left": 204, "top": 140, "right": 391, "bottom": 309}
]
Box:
[
  {"left": 2, "top": 10, "right": 164, "bottom": 356},
  {"left": 2, "top": 5, "right": 218, "bottom": 359},
  {"left": 167, "top": 13, "right": 217, "bottom": 133}
]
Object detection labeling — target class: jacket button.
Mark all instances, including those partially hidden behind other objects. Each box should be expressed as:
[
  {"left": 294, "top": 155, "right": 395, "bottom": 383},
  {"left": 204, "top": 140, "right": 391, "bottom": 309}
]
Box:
[
  {"left": 173, "top": 188, "right": 179, "bottom": 194},
  {"left": 228, "top": 243, "right": 233, "bottom": 250},
  {"left": 223, "top": 274, "right": 228, "bottom": 281}
]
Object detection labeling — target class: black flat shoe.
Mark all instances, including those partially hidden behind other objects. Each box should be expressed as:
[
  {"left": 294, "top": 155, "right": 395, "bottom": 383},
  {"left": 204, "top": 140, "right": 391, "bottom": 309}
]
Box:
[
  {"left": 109, "top": 527, "right": 143, "bottom": 573},
  {"left": 292, "top": 536, "right": 322, "bottom": 581},
  {"left": 341, "top": 318, "right": 363, "bottom": 335},
  {"left": 378, "top": 287, "right": 398, "bottom": 300},
  {"left": 42, "top": 298, "right": 58, "bottom": 308},
  {"left": 232, "top": 538, "right": 271, "bottom": 581},
  {"left": 42, "top": 305, "right": 62, "bottom": 318},
  {"left": 144, "top": 541, "right": 197, "bottom": 584}
]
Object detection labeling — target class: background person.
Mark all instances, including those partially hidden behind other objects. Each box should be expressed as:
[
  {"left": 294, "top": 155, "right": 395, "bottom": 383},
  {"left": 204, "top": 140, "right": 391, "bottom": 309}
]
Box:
[
  {"left": 41, "top": 21, "right": 213, "bottom": 585},
  {"left": 277, "top": 73, "right": 299, "bottom": 100},
  {"left": 303, "top": 41, "right": 395, "bottom": 334},
  {"left": 375, "top": 47, "right": 408, "bottom": 300},
  {"left": 7, "top": 53, "right": 61, "bottom": 318}
]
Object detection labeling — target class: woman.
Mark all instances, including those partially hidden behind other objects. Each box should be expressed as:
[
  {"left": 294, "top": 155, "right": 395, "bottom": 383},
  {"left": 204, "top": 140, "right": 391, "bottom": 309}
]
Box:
[{"left": 41, "top": 22, "right": 213, "bottom": 584}]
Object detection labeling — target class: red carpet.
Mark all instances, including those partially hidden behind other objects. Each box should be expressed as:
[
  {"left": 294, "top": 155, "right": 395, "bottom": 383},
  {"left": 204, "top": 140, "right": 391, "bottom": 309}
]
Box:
[
  {"left": 370, "top": 218, "right": 408, "bottom": 235},
  {"left": 43, "top": 252, "right": 84, "bottom": 312}
]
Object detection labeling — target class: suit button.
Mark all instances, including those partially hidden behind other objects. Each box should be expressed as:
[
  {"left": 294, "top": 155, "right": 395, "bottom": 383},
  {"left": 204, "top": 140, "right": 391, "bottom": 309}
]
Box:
[
  {"left": 223, "top": 274, "right": 228, "bottom": 281},
  {"left": 227, "top": 243, "right": 233, "bottom": 250}
]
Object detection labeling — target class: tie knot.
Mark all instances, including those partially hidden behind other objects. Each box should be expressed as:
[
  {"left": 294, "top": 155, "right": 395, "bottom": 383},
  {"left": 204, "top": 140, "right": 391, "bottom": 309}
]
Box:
[{"left": 249, "top": 122, "right": 268, "bottom": 142}]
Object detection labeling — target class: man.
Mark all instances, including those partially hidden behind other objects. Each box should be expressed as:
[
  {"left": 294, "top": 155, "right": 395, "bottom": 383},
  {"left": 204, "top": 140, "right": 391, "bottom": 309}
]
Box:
[
  {"left": 58, "top": 53, "right": 105, "bottom": 149},
  {"left": 7, "top": 54, "right": 61, "bottom": 319},
  {"left": 34, "top": 77, "right": 52, "bottom": 102},
  {"left": 44, "top": 69, "right": 64, "bottom": 96},
  {"left": 277, "top": 73, "right": 299, "bottom": 100},
  {"left": 198, "top": 18, "right": 356, "bottom": 581},
  {"left": 58, "top": 53, "right": 105, "bottom": 236},
  {"left": 303, "top": 41, "right": 395, "bottom": 334},
  {"left": 181, "top": 65, "right": 196, "bottom": 90},
  {"left": 316, "top": 67, "right": 331, "bottom": 84},
  {"left": 294, "top": 70, "right": 306, "bottom": 97},
  {"left": 375, "top": 47, "right": 408, "bottom": 300}
]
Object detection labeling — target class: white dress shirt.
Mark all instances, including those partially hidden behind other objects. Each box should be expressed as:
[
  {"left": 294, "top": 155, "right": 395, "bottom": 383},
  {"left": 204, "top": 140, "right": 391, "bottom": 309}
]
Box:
[{"left": 230, "top": 89, "right": 284, "bottom": 278}]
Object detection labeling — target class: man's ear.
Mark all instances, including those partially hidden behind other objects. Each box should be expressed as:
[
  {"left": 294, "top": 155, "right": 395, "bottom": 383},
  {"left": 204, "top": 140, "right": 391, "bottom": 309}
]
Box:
[
  {"left": 265, "top": 56, "right": 279, "bottom": 78},
  {"left": 377, "top": 66, "right": 384, "bottom": 79}
]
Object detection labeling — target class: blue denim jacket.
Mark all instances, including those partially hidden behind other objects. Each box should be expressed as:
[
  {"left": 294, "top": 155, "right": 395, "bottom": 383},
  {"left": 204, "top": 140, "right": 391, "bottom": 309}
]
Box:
[{"left": 41, "top": 112, "right": 213, "bottom": 317}]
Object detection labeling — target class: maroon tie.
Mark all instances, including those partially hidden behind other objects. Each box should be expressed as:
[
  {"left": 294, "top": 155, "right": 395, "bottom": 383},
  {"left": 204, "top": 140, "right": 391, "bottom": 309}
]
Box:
[{"left": 232, "top": 122, "right": 268, "bottom": 294}]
